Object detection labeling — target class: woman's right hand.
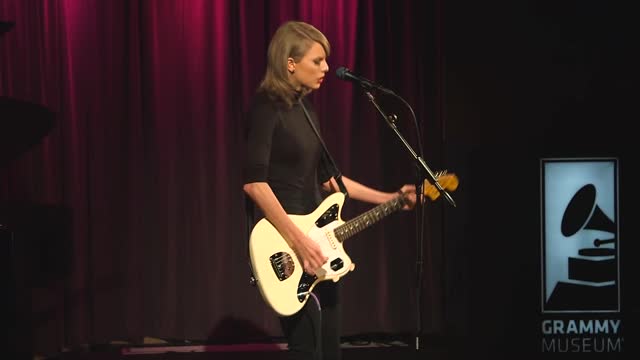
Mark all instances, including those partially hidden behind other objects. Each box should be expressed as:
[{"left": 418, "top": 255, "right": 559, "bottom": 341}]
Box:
[
  {"left": 292, "top": 233, "right": 328, "bottom": 275},
  {"left": 242, "top": 182, "right": 328, "bottom": 275}
]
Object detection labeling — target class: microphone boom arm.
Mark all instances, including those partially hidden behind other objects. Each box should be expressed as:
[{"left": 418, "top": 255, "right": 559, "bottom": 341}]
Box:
[{"left": 363, "top": 90, "right": 456, "bottom": 207}]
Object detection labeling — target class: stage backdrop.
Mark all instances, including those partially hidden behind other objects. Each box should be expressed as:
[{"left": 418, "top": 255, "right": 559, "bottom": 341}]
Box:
[
  {"left": 439, "top": 0, "right": 638, "bottom": 355},
  {"left": 3, "top": 0, "right": 637, "bottom": 357},
  {"left": 1, "top": 0, "right": 445, "bottom": 355}
]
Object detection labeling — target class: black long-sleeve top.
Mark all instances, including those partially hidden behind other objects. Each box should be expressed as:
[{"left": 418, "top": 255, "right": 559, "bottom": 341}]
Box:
[{"left": 244, "top": 91, "right": 336, "bottom": 216}]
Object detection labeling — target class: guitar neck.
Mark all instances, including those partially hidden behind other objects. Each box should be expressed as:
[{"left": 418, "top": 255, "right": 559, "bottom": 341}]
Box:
[{"left": 333, "top": 195, "right": 406, "bottom": 242}]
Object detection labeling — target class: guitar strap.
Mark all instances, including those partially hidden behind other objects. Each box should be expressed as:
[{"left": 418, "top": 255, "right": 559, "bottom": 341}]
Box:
[{"left": 298, "top": 98, "right": 349, "bottom": 198}]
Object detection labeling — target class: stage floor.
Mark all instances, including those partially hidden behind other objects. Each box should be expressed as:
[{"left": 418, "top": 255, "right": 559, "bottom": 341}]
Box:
[
  {"left": 50, "top": 347, "right": 452, "bottom": 360},
  {"left": 43, "top": 338, "right": 456, "bottom": 360}
]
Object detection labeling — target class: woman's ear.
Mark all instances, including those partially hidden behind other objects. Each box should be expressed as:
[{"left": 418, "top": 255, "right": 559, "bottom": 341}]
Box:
[{"left": 287, "top": 57, "right": 295, "bottom": 74}]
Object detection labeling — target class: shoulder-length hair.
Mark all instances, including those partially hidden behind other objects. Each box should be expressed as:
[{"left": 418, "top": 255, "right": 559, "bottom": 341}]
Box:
[{"left": 258, "top": 21, "right": 330, "bottom": 108}]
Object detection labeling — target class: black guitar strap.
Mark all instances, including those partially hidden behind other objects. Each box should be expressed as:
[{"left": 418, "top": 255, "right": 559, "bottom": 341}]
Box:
[{"left": 298, "top": 98, "right": 349, "bottom": 199}]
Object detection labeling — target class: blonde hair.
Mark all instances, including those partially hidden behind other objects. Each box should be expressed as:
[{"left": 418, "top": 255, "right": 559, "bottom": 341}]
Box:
[{"left": 258, "top": 21, "right": 330, "bottom": 108}]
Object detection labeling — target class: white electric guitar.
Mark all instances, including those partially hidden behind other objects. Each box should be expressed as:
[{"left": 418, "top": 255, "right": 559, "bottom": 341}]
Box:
[{"left": 249, "top": 173, "right": 458, "bottom": 316}]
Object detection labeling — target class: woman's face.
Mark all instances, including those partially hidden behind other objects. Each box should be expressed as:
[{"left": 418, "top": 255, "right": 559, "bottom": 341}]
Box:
[{"left": 288, "top": 41, "right": 329, "bottom": 91}]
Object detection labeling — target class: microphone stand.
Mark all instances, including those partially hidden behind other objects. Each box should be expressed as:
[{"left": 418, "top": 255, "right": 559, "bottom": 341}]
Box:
[
  {"left": 362, "top": 89, "right": 456, "bottom": 351},
  {"left": 363, "top": 90, "right": 456, "bottom": 207}
]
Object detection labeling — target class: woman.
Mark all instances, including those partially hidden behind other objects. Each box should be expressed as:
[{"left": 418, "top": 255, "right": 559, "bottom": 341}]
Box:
[{"left": 243, "top": 21, "right": 416, "bottom": 360}]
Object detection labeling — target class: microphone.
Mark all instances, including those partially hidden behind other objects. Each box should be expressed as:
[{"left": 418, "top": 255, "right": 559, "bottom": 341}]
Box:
[{"left": 335, "top": 67, "right": 394, "bottom": 94}]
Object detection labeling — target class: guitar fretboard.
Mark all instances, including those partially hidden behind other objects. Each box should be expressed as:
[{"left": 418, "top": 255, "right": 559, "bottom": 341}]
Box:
[{"left": 334, "top": 195, "right": 406, "bottom": 242}]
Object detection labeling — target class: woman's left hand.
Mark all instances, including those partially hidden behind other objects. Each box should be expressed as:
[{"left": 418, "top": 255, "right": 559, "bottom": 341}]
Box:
[{"left": 398, "top": 184, "right": 417, "bottom": 210}]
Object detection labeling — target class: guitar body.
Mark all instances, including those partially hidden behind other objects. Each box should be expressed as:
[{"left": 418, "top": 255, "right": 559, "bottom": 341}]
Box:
[
  {"left": 249, "top": 192, "right": 353, "bottom": 316},
  {"left": 249, "top": 172, "right": 459, "bottom": 316}
]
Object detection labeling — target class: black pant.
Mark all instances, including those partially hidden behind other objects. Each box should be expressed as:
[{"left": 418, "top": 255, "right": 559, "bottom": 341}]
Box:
[{"left": 279, "top": 281, "right": 341, "bottom": 360}]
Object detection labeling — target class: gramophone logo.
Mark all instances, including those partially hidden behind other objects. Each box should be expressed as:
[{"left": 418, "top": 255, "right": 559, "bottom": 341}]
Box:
[{"left": 541, "top": 159, "right": 619, "bottom": 313}]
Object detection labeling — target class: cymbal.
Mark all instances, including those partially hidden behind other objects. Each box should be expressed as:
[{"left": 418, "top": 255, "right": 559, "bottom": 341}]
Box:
[
  {"left": 0, "top": 96, "right": 56, "bottom": 167},
  {"left": 0, "top": 21, "right": 14, "bottom": 36}
]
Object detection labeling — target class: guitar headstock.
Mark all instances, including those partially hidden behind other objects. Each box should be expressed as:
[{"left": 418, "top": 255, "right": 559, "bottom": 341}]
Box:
[{"left": 423, "top": 171, "right": 459, "bottom": 201}]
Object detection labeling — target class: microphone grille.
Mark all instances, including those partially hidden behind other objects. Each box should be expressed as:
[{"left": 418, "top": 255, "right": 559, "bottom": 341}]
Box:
[{"left": 335, "top": 67, "right": 349, "bottom": 80}]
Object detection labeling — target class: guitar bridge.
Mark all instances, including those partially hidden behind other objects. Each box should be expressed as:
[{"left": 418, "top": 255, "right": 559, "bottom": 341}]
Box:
[{"left": 270, "top": 252, "right": 295, "bottom": 281}]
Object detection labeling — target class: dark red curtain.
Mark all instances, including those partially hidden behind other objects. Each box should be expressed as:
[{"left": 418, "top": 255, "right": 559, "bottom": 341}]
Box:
[{"left": 1, "top": 0, "right": 444, "bottom": 355}]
